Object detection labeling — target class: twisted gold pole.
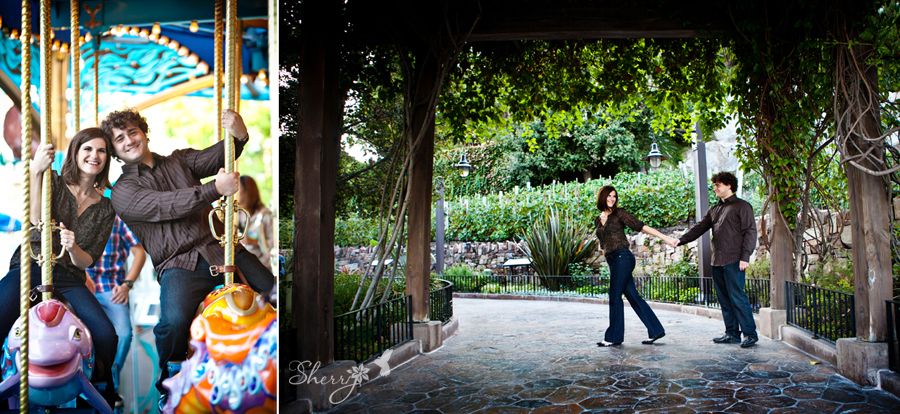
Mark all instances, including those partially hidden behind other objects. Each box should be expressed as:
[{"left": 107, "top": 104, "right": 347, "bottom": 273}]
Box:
[
  {"left": 223, "top": 0, "right": 237, "bottom": 285},
  {"left": 215, "top": 0, "right": 223, "bottom": 142},
  {"left": 93, "top": 38, "right": 99, "bottom": 126},
  {"left": 40, "top": 0, "right": 53, "bottom": 302},
  {"left": 70, "top": 0, "right": 80, "bottom": 131},
  {"left": 19, "top": 0, "right": 32, "bottom": 409}
]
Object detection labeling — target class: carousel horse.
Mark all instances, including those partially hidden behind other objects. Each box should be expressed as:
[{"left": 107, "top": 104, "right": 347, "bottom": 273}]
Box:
[
  {"left": 0, "top": 300, "right": 113, "bottom": 413},
  {"left": 162, "top": 284, "right": 276, "bottom": 413}
]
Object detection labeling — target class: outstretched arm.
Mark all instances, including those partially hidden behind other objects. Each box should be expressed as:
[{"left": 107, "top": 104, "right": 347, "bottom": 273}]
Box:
[
  {"left": 677, "top": 210, "right": 714, "bottom": 246},
  {"left": 640, "top": 225, "right": 679, "bottom": 247},
  {"left": 112, "top": 170, "right": 239, "bottom": 222},
  {"left": 181, "top": 110, "right": 249, "bottom": 179}
]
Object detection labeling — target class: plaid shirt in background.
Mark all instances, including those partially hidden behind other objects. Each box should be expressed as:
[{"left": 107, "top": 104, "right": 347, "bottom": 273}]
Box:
[{"left": 86, "top": 216, "right": 141, "bottom": 293}]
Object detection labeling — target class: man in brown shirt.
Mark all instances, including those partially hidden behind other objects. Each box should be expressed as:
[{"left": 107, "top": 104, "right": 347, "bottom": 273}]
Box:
[
  {"left": 672, "top": 171, "right": 759, "bottom": 348},
  {"left": 101, "top": 109, "right": 275, "bottom": 404}
]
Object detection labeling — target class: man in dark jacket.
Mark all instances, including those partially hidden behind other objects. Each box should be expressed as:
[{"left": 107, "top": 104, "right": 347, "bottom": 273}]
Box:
[
  {"left": 101, "top": 109, "right": 275, "bottom": 407},
  {"left": 670, "top": 171, "right": 759, "bottom": 348}
]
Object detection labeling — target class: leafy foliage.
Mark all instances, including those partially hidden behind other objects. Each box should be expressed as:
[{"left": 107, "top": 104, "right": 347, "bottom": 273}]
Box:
[
  {"left": 448, "top": 169, "right": 706, "bottom": 242},
  {"left": 521, "top": 208, "right": 598, "bottom": 290},
  {"left": 440, "top": 39, "right": 731, "bottom": 144},
  {"left": 334, "top": 212, "right": 380, "bottom": 247}
]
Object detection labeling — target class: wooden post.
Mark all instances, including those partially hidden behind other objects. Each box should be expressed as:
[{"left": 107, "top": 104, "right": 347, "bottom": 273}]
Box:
[
  {"left": 295, "top": 0, "right": 341, "bottom": 365},
  {"left": 406, "top": 46, "right": 439, "bottom": 322},
  {"left": 769, "top": 199, "right": 791, "bottom": 309},
  {"left": 839, "top": 43, "right": 892, "bottom": 342}
]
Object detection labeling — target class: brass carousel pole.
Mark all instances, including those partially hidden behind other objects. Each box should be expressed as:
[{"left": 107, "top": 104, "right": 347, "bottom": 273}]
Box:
[
  {"left": 39, "top": 0, "right": 54, "bottom": 302},
  {"left": 223, "top": 0, "right": 237, "bottom": 285},
  {"left": 93, "top": 36, "right": 98, "bottom": 126},
  {"left": 215, "top": 0, "right": 223, "bottom": 142},
  {"left": 18, "top": 0, "right": 32, "bottom": 409},
  {"left": 70, "top": 0, "right": 80, "bottom": 131}
]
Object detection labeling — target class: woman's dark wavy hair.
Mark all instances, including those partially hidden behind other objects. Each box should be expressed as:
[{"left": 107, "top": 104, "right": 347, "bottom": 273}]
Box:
[
  {"left": 596, "top": 185, "right": 619, "bottom": 211},
  {"left": 711, "top": 171, "right": 738, "bottom": 193},
  {"left": 61, "top": 127, "right": 112, "bottom": 189}
]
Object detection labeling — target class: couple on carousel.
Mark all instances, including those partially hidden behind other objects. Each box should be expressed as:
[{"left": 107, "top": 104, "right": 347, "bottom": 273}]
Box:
[{"left": 0, "top": 108, "right": 275, "bottom": 409}]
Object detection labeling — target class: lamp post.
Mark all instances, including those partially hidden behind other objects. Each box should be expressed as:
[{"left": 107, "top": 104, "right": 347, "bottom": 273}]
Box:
[
  {"left": 643, "top": 141, "right": 667, "bottom": 171},
  {"left": 435, "top": 153, "right": 474, "bottom": 275},
  {"left": 454, "top": 152, "right": 473, "bottom": 177},
  {"left": 435, "top": 177, "right": 446, "bottom": 275}
]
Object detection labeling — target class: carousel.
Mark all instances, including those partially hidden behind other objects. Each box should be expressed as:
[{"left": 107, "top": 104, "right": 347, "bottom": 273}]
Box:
[{"left": 0, "top": 1, "right": 277, "bottom": 413}]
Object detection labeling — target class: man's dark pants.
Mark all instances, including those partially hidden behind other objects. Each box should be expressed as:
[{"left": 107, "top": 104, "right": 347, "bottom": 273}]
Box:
[
  {"left": 710, "top": 261, "right": 757, "bottom": 339},
  {"left": 154, "top": 250, "right": 275, "bottom": 394}
]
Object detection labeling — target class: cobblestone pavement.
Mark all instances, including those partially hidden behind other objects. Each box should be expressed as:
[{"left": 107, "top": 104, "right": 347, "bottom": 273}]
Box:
[{"left": 328, "top": 298, "right": 900, "bottom": 413}]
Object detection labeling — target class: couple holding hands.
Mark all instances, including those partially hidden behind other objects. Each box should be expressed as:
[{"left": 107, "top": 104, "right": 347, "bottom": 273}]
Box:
[{"left": 594, "top": 172, "right": 759, "bottom": 349}]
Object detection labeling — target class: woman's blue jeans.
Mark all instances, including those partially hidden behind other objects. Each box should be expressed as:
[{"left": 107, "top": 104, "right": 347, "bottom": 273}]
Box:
[
  {"left": 0, "top": 262, "right": 118, "bottom": 388},
  {"left": 604, "top": 249, "right": 665, "bottom": 343}
]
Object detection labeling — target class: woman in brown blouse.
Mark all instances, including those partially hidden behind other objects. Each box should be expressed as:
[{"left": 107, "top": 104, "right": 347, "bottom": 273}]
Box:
[
  {"left": 0, "top": 128, "right": 119, "bottom": 405},
  {"left": 595, "top": 185, "right": 678, "bottom": 347}
]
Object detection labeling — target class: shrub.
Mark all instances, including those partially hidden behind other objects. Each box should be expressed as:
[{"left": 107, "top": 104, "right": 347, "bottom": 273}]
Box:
[
  {"left": 805, "top": 256, "right": 854, "bottom": 294},
  {"left": 521, "top": 208, "right": 598, "bottom": 290},
  {"left": 334, "top": 213, "right": 380, "bottom": 247},
  {"left": 441, "top": 263, "right": 486, "bottom": 292},
  {"left": 746, "top": 256, "right": 771, "bottom": 279},
  {"left": 333, "top": 272, "right": 405, "bottom": 315},
  {"left": 447, "top": 169, "right": 704, "bottom": 242},
  {"left": 660, "top": 257, "right": 699, "bottom": 278}
]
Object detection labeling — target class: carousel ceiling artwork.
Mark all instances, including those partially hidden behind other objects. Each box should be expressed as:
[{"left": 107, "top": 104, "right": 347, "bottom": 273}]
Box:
[{"left": 0, "top": 0, "right": 270, "bottom": 115}]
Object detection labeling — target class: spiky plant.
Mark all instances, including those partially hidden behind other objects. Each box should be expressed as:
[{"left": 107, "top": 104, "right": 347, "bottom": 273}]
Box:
[{"left": 521, "top": 208, "right": 598, "bottom": 291}]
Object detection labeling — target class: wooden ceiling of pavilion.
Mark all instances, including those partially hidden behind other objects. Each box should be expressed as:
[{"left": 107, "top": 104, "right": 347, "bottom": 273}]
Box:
[{"left": 346, "top": 0, "right": 735, "bottom": 44}]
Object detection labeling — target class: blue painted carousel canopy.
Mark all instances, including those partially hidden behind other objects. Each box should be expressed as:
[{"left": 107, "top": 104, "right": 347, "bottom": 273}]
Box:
[{"left": 0, "top": 0, "right": 270, "bottom": 112}]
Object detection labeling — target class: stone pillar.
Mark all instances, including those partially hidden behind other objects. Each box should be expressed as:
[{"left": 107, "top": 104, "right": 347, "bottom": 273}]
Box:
[
  {"left": 414, "top": 321, "right": 444, "bottom": 352},
  {"left": 757, "top": 308, "right": 787, "bottom": 340},
  {"left": 837, "top": 339, "right": 888, "bottom": 386}
]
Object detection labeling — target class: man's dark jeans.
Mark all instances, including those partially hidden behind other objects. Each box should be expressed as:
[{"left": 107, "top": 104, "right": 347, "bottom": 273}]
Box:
[
  {"left": 711, "top": 261, "right": 757, "bottom": 339},
  {"left": 154, "top": 250, "right": 275, "bottom": 394},
  {"left": 604, "top": 249, "right": 665, "bottom": 343}
]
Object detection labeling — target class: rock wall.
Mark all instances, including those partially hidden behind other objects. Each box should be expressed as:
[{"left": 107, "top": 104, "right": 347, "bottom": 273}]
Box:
[{"left": 334, "top": 207, "right": 860, "bottom": 277}]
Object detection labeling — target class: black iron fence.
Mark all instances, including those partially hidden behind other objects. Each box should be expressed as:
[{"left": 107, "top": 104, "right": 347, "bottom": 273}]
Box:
[
  {"left": 334, "top": 295, "right": 413, "bottom": 363},
  {"left": 887, "top": 298, "right": 900, "bottom": 372},
  {"left": 445, "top": 273, "right": 770, "bottom": 313},
  {"left": 786, "top": 281, "right": 855, "bottom": 343},
  {"left": 430, "top": 279, "right": 454, "bottom": 324}
]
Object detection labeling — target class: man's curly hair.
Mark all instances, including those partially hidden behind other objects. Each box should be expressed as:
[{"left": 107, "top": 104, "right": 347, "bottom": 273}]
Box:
[{"left": 101, "top": 109, "right": 148, "bottom": 139}]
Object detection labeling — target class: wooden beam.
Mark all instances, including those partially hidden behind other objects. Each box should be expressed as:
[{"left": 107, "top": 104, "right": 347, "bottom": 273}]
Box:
[
  {"left": 295, "top": 0, "right": 341, "bottom": 366},
  {"left": 406, "top": 46, "right": 440, "bottom": 322},
  {"left": 769, "top": 200, "right": 791, "bottom": 309},
  {"left": 349, "top": 0, "right": 729, "bottom": 43},
  {"left": 839, "top": 43, "right": 892, "bottom": 342}
]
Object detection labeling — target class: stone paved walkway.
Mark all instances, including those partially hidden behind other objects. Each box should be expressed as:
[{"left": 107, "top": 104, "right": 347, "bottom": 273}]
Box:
[{"left": 328, "top": 298, "right": 900, "bottom": 413}]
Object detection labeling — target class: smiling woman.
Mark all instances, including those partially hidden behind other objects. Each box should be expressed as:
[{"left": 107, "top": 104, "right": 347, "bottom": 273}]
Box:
[{"left": 0, "top": 126, "right": 119, "bottom": 407}]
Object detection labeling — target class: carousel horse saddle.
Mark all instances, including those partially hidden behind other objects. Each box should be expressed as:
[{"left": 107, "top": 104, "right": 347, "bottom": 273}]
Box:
[
  {"left": 0, "top": 299, "right": 112, "bottom": 414},
  {"left": 162, "top": 284, "right": 276, "bottom": 413}
]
